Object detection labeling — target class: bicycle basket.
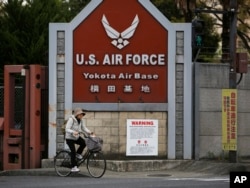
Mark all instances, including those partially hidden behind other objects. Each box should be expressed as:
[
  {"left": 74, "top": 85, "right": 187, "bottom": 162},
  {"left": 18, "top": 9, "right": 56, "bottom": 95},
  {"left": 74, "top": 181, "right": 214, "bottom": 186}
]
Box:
[{"left": 86, "top": 136, "right": 103, "bottom": 152}]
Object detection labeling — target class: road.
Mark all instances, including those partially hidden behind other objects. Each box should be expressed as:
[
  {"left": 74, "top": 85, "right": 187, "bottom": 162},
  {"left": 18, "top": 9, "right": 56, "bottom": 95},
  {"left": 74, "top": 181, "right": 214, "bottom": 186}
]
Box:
[{"left": 0, "top": 170, "right": 229, "bottom": 188}]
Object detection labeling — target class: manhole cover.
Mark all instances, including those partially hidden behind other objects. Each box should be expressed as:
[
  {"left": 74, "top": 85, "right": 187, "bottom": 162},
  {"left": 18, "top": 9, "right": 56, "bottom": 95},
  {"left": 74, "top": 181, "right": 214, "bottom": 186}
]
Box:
[{"left": 147, "top": 174, "right": 171, "bottom": 177}]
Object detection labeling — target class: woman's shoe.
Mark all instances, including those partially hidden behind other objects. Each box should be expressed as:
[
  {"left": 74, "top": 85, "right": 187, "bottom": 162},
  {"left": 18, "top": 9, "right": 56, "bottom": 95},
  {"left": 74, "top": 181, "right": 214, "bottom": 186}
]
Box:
[{"left": 71, "top": 166, "right": 80, "bottom": 172}]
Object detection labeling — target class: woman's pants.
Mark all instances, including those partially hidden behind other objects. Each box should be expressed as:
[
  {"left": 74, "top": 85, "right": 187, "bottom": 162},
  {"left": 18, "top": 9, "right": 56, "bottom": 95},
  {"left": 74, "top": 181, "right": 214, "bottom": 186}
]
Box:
[{"left": 66, "top": 137, "right": 86, "bottom": 167}]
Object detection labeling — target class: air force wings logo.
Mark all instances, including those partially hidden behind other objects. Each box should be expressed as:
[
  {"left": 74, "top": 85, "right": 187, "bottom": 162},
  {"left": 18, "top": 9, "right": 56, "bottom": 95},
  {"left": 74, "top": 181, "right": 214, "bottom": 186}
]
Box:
[{"left": 102, "top": 14, "right": 139, "bottom": 49}]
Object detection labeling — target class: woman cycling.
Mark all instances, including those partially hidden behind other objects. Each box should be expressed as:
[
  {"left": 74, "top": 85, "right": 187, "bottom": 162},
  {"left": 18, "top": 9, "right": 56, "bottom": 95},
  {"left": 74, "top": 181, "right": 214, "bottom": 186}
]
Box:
[{"left": 65, "top": 107, "right": 93, "bottom": 172}]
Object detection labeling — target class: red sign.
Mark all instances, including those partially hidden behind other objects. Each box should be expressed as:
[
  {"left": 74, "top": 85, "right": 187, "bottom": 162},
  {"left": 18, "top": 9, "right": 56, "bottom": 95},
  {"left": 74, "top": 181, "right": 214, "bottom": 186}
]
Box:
[{"left": 73, "top": 0, "right": 168, "bottom": 103}]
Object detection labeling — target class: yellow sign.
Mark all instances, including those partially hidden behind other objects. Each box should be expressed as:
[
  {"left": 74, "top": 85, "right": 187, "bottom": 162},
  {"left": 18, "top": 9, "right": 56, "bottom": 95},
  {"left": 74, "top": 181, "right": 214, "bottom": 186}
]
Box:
[{"left": 222, "top": 89, "right": 237, "bottom": 151}]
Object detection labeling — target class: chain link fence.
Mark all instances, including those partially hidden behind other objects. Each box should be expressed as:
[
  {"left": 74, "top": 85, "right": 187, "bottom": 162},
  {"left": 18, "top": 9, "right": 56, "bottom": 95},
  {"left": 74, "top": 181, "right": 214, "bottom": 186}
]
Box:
[{"left": 194, "top": 47, "right": 249, "bottom": 63}]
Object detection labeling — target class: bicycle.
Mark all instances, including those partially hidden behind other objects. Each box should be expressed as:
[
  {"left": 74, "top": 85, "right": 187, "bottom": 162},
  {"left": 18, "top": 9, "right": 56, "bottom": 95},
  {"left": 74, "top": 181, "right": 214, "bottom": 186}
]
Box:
[{"left": 54, "top": 136, "right": 106, "bottom": 178}]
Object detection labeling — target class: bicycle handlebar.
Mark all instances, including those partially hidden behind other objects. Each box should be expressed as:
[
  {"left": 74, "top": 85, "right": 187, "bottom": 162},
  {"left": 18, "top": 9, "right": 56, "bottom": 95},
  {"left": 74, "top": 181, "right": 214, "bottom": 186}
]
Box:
[{"left": 78, "top": 131, "right": 94, "bottom": 138}]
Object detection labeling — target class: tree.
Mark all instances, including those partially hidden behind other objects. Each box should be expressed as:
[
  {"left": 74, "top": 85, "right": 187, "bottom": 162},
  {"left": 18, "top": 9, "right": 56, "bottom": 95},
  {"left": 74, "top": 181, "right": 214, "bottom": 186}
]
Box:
[
  {"left": 152, "top": 0, "right": 220, "bottom": 62},
  {"left": 62, "top": 0, "right": 90, "bottom": 20},
  {"left": 151, "top": 0, "right": 184, "bottom": 22},
  {"left": 0, "top": 0, "right": 91, "bottom": 84},
  {"left": 194, "top": 0, "right": 250, "bottom": 61},
  {"left": 237, "top": 0, "right": 250, "bottom": 53},
  {"left": 0, "top": 0, "right": 227, "bottom": 66},
  {"left": 0, "top": 0, "right": 63, "bottom": 65},
  {"left": 174, "top": 0, "right": 196, "bottom": 22}
]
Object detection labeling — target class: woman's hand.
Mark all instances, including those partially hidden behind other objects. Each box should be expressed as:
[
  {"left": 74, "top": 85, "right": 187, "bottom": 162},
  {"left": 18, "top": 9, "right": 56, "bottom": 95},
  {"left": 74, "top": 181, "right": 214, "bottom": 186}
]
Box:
[
  {"left": 89, "top": 132, "right": 95, "bottom": 137},
  {"left": 73, "top": 131, "right": 79, "bottom": 137}
]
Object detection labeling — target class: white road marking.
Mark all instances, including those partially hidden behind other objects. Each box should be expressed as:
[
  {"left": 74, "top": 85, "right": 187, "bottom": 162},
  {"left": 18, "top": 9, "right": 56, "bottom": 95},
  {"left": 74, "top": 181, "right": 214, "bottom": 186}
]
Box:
[{"left": 168, "top": 177, "right": 229, "bottom": 182}]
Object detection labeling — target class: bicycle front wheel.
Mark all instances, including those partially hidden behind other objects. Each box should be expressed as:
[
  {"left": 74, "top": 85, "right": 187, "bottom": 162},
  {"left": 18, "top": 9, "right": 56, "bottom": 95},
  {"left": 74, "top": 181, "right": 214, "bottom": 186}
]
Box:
[
  {"left": 54, "top": 150, "right": 72, "bottom": 177},
  {"left": 87, "top": 151, "right": 106, "bottom": 178}
]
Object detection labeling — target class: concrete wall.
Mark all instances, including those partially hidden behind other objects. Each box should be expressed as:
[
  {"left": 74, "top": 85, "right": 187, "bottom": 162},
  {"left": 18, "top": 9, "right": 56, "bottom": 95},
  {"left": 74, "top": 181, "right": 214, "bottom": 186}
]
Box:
[
  {"left": 51, "top": 30, "right": 250, "bottom": 161},
  {"left": 53, "top": 31, "right": 186, "bottom": 159},
  {"left": 57, "top": 111, "right": 168, "bottom": 159},
  {"left": 51, "top": 27, "right": 250, "bottom": 161},
  {"left": 55, "top": 53, "right": 168, "bottom": 158},
  {"left": 54, "top": 50, "right": 169, "bottom": 159},
  {"left": 54, "top": 51, "right": 169, "bottom": 159},
  {"left": 195, "top": 63, "right": 250, "bottom": 160}
]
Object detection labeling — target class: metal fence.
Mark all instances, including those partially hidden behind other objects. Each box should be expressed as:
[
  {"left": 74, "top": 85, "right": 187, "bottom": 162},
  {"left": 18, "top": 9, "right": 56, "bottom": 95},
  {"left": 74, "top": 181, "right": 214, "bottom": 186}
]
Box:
[
  {"left": 0, "top": 86, "right": 24, "bottom": 129},
  {"left": 193, "top": 47, "right": 250, "bottom": 63},
  {"left": 0, "top": 86, "right": 3, "bottom": 117}
]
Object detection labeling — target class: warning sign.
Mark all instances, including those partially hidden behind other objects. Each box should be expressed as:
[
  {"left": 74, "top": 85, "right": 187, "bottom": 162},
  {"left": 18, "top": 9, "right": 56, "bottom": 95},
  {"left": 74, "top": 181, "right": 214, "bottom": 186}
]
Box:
[
  {"left": 126, "top": 119, "right": 158, "bottom": 156},
  {"left": 222, "top": 89, "right": 237, "bottom": 151}
]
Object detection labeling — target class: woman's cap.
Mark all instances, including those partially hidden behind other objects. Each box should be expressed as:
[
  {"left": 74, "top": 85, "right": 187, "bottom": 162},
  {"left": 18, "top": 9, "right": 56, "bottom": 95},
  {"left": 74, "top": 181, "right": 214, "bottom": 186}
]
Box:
[{"left": 73, "top": 108, "right": 86, "bottom": 116}]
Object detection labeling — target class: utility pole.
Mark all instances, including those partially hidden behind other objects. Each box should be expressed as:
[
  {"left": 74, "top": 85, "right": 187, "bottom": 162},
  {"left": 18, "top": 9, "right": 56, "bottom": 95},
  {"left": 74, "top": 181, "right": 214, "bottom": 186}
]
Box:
[
  {"left": 228, "top": 0, "right": 238, "bottom": 163},
  {"left": 195, "top": 0, "right": 238, "bottom": 163}
]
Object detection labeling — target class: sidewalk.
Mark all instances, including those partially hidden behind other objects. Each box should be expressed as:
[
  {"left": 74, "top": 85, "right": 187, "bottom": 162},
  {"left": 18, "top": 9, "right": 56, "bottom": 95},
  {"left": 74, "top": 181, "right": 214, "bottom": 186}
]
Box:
[{"left": 1, "top": 160, "right": 250, "bottom": 177}]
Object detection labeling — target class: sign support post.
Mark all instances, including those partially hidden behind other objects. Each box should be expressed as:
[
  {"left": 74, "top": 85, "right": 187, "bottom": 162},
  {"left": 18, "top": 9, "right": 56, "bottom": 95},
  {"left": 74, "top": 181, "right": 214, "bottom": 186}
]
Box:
[{"left": 228, "top": 0, "right": 238, "bottom": 163}]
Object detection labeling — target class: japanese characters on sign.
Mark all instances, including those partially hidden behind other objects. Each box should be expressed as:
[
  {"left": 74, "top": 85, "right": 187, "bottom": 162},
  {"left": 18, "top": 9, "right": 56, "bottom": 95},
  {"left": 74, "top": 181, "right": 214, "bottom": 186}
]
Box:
[{"left": 222, "top": 89, "right": 237, "bottom": 151}]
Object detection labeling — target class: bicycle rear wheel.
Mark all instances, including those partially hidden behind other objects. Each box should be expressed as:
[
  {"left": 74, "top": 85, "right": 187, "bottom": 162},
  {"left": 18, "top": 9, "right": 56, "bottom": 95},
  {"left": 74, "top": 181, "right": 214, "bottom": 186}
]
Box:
[
  {"left": 87, "top": 151, "right": 106, "bottom": 178},
  {"left": 54, "top": 150, "right": 72, "bottom": 177}
]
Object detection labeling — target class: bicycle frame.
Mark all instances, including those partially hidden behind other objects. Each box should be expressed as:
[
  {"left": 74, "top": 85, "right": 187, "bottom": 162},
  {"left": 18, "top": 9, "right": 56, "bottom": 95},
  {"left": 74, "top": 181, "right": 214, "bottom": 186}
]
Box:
[{"left": 76, "top": 149, "right": 90, "bottom": 165}]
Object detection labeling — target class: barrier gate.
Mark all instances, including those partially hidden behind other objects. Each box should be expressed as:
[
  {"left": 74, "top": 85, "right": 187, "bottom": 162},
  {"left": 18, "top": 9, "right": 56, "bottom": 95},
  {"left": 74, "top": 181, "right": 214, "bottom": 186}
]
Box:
[{"left": 2, "top": 65, "right": 48, "bottom": 170}]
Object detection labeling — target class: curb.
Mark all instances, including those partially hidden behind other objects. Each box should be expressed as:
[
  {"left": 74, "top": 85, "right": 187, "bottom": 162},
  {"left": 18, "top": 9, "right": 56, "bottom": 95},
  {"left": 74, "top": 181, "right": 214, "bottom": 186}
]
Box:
[
  {"left": 41, "top": 159, "right": 193, "bottom": 172},
  {"left": 1, "top": 160, "right": 250, "bottom": 176}
]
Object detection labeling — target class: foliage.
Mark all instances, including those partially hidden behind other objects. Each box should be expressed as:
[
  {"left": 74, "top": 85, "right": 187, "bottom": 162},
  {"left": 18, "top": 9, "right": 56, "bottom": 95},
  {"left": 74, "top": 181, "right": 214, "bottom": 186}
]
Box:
[
  {"left": 198, "top": 0, "right": 250, "bottom": 58},
  {"left": 237, "top": 0, "right": 250, "bottom": 53},
  {"left": 62, "top": 0, "right": 90, "bottom": 21},
  {"left": 151, "top": 0, "right": 220, "bottom": 62},
  {"left": 151, "top": 0, "right": 184, "bottom": 22},
  {"left": 0, "top": 0, "right": 90, "bottom": 83},
  {"left": 193, "top": 14, "right": 220, "bottom": 62},
  {"left": 0, "top": 0, "right": 61, "bottom": 66},
  {"left": 0, "top": 0, "right": 248, "bottom": 71},
  {"left": 0, "top": 0, "right": 88, "bottom": 65}
]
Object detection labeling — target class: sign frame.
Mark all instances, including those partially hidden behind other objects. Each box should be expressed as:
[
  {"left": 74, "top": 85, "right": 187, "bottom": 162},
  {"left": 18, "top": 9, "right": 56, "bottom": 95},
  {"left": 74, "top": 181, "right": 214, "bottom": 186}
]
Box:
[{"left": 126, "top": 119, "right": 158, "bottom": 156}]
